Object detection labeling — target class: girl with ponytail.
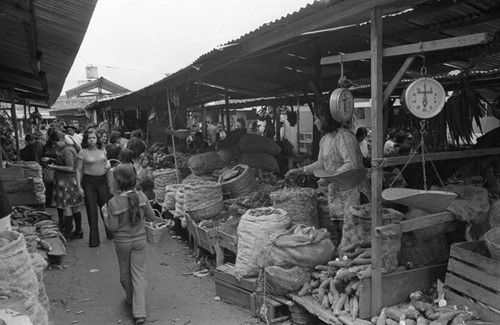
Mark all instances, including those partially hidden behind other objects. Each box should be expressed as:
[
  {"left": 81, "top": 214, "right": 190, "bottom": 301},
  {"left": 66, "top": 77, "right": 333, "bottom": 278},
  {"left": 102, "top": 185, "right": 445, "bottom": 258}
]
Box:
[{"left": 103, "top": 164, "right": 155, "bottom": 325}]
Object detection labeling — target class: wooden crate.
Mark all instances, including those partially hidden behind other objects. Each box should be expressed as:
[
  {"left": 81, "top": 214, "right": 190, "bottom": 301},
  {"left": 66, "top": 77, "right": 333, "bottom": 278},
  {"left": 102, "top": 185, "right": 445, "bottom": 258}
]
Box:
[
  {"left": 214, "top": 277, "right": 253, "bottom": 309},
  {"left": 216, "top": 217, "right": 240, "bottom": 253},
  {"left": 214, "top": 263, "right": 257, "bottom": 292},
  {"left": 193, "top": 223, "right": 218, "bottom": 254},
  {"left": 357, "top": 264, "right": 447, "bottom": 319},
  {"left": 250, "top": 293, "right": 291, "bottom": 324},
  {"left": 214, "top": 263, "right": 256, "bottom": 309},
  {"left": 185, "top": 214, "right": 197, "bottom": 244},
  {"left": 444, "top": 241, "right": 500, "bottom": 323}
]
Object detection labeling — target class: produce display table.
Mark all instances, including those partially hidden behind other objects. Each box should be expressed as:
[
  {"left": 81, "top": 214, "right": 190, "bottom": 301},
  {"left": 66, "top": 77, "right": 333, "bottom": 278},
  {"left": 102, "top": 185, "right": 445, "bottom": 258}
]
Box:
[
  {"left": 287, "top": 263, "right": 446, "bottom": 323},
  {"left": 288, "top": 294, "right": 370, "bottom": 325}
]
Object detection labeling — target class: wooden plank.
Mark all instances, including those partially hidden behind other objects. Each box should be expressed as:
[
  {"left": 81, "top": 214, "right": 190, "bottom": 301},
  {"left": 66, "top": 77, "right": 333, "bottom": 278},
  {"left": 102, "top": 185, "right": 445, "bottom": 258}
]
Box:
[
  {"left": 288, "top": 294, "right": 343, "bottom": 325},
  {"left": 444, "top": 289, "right": 500, "bottom": 323},
  {"left": 450, "top": 242, "right": 500, "bottom": 276},
  {"left": 445, "top": 274, "right": 500, "bottom": 309},
  {"left": 375, "top": 211, "right": 454, "bottom": 235},
  {"left": 382, "top": 147, "right": 500, "bottom": 167},
  {"left": 3, "top": 179, "right": 35, "bottom": 193},
  {"left": 251, "top": 293, "right": 290, "bottom": 324},
  {"left": 447, "top": 259, "right": 500, "bottom": 293},
  {"left": 358, "top": 264, "right": 447, "bottom": 319},
  {"left": 0, "top": 167, "right": 24, "bottom": 180},
  {"left": 214, "top": 263, "right": 257, "bottom": 292},
  {"left": 321, "top": 33, "right": 488, "bottom": 65},
  {"left": 383, "top": 55, "right": 416, "bottom": 106},
  {"left": 370, "top": 6, "right": 384, "bottom": 318},
  {"left": 194, "top": 225, "right": 217, "bottom": 254},
  {"left": 214, "top": 278, "right": 253, "bottom": 309}
]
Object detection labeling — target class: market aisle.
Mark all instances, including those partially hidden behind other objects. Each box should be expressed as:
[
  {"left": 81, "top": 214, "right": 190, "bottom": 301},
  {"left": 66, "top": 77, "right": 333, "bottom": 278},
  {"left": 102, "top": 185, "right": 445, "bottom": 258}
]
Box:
[{"left": 44, "top": 208, "right": 262, "bottom": 325}]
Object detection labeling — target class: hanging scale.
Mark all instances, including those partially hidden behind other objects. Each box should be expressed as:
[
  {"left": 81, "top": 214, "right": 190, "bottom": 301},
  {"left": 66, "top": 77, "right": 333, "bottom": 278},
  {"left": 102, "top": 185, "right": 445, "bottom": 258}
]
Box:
[
  {"left": 402, "top": 51, "right": 446, "bottom": 119},
  {"left": 329, "top": 54, "right": 355, "bottom": 122}
]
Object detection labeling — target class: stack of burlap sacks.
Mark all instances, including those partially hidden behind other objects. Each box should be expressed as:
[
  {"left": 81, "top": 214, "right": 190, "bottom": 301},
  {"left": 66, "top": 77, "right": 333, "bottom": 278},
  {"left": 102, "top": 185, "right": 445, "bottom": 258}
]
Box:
[
  {"left": 0, "top": 231, "right": 50, "bottom": 325},
  {"left": 186, "top": 133, "right": 281, "bottom": 181},
  {"left": 233, "top": 187, "right": 335, "bottom": 296}
]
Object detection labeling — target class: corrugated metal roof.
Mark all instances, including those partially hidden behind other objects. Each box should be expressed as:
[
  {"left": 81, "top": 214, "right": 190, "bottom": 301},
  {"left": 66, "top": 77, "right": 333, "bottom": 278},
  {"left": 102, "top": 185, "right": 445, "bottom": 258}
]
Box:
[
  {"left": 0, "top": 0, "right": 98, "bottom": 107},
  {"left": 96, "top": 0, "right": 500, "bottom": 111}
]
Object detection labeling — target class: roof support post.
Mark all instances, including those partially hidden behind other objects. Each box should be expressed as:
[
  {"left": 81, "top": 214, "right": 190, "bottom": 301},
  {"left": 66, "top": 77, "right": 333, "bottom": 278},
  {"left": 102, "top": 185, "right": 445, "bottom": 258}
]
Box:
[
  {"left": 225, "top": 86, "right": 231, "bottom": 132},
  {"left": 370, "top": 6, "right": 383, "bottom": 318},
  {"left": 10, "top": 91, "right": 20, "bottom": 162}
]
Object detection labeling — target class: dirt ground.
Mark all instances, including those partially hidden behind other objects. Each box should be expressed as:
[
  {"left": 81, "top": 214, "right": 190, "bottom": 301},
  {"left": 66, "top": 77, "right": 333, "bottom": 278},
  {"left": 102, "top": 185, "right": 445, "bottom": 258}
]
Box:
[{"left": 43, "top": 208, "right": 264, "bottom": 325}]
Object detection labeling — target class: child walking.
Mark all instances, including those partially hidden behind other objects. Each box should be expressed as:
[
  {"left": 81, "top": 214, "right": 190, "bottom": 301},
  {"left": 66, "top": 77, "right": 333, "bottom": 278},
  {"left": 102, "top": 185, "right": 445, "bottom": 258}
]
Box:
[
  {"left": 136, "top": 152, "right": 153, "bottom": 184},
  {"left": 103, "top": 164, "right": 155, "bottom": 325}
]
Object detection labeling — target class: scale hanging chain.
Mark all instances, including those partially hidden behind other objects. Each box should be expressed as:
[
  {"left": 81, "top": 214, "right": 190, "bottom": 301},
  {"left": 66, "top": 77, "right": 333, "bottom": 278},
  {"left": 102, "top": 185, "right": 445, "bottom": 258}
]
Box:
[
  {"left": 420, "top": 43, "right": 427, "bottom": 77},
  {"left": 420, "top": 120, "right": 428, "bottom": 190}
]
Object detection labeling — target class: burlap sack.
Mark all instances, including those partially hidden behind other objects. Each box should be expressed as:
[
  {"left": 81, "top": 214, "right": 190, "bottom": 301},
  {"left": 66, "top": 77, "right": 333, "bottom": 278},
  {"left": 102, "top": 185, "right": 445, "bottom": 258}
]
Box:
[
  {"left": 444, "top": 184, "right": 490, "bottom": 223},
  {"left": 258, "top": 224, "right": 335, "bottom": 269},
  {"left": 237, "top": 133, "right": 281, "bottom": 156},
  {"left": 238, "top": 152, "right": 279, "bottom": 172},
  {"left": 0, "top": 231, "right": 48, "bottom": 325},
  {"left": 234, "top": 208, "right": 290, "bottom": 278},
  {"left": 188, "top": 152, "right": 225, "bottom": 176},
  {"left": 259, "top": 265, "right": 311, "bottom": 295},
  {"left": 271, "top": 187, "right": 319, "bottom": 227},
  {"left": 339, "top": 204, "right": 404, "bottom": 273}
]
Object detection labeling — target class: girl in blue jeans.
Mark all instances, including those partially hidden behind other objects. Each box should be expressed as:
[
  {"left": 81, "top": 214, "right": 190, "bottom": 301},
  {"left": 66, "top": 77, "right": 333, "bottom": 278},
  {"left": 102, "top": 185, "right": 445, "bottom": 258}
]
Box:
[{"left": 103, "top": 164, "right": 155, "bottom": 325}]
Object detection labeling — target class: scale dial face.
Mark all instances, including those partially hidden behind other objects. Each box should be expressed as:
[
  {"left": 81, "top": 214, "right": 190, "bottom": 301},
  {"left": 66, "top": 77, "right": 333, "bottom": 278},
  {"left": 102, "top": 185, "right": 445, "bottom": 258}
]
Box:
[
  {"left": 330, "top": 88, "right": 355, "bottom": 122},
  {"left": 404, "top": 77, "right": 446, "bottom": 119}
]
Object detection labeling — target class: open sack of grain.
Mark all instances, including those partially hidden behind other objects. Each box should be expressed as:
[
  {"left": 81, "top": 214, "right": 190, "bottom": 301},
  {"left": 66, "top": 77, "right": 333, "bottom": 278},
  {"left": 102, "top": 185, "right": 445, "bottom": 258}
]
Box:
[
  {"left": 270, "top": 187, "right": 319, "bottom": 227},
  {"left": 218, "top": 164, "right": 258, "bottom": 198}
]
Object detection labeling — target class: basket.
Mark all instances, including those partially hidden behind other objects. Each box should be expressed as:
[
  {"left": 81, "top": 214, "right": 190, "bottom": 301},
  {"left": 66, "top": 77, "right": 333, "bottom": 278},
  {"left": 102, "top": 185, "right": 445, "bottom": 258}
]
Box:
[
  {"left": 145, "top": 214, "right": 170, "bottom": 244},
  {"left": 187, "top": 197, "right": 224, "bottom": 222},
  {"left": 484, "top": 227, "right": 500, "bottom": 261},
  {"left": 218, "top": 164, "right": 258, "bottom": 198},
  {"left": 145, "top": 226, "right": 166, "bottom": 244}
]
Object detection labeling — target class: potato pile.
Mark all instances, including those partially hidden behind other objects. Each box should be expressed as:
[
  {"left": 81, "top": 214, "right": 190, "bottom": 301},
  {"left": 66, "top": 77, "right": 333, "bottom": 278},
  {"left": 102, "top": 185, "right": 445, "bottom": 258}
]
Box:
[
  {"left": 373, "top": 296, "right": 479, "bottom": 325},
  {"left": 296, "top": 242, "right": 372, "bottom": 322}
]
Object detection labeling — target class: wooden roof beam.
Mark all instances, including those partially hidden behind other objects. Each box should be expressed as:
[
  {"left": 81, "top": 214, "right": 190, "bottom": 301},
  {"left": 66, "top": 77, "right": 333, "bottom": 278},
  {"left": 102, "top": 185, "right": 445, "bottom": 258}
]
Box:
[
  {"left": 0, "top": 1, "right": 31, "bottom": 21},
  {"left": 22, "top": 0, "right": 41, "bottom": 76},
  {"left": 0, "top": 65, "right": 46, "bottom": 91},
  {"left": 321, "top": 33, "right": 488, "bottom": 65}
]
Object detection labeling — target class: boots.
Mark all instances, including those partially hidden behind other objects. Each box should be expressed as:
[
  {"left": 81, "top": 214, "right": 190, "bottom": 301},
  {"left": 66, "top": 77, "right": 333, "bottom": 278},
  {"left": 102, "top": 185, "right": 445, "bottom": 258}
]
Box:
[
  {"left": 57, "top": 209, "right": 65, "bottom": 232},
  {"left": 73, "top": 212, "right": 83, "bottom": 239},
  {"left": 64, "top": 214, "right": 74, "bottom": 240}
]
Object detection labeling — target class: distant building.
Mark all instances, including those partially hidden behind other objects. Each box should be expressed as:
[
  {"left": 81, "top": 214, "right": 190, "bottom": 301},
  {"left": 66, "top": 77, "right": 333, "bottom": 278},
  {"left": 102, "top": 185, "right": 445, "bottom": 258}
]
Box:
[{"left": 50, "top": 68, "right": 130, "bottom": 127}]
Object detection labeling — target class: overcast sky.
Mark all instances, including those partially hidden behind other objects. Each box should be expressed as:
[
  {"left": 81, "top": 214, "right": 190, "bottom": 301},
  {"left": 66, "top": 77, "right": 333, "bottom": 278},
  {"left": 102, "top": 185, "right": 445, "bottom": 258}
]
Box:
[{"left": 62, "top": 0, "right": 314, "bottom": 95}]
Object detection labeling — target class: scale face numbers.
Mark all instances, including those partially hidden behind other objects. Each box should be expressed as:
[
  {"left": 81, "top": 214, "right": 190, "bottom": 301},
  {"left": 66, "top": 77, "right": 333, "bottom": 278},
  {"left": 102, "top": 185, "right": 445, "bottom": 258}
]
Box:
[
  {"left": 404, "top": 77, "right": 446, "bottom": 119},
  {"left": 330, "top": 88, "right": 354, "bottom": 122}
]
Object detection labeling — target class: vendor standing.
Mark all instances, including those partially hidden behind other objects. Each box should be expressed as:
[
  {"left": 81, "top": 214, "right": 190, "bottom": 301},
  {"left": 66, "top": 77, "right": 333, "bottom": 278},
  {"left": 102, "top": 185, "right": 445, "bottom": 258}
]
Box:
[{"left": 286, "top": 103, "right": 370, "bottom": 220}]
